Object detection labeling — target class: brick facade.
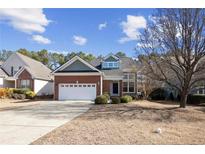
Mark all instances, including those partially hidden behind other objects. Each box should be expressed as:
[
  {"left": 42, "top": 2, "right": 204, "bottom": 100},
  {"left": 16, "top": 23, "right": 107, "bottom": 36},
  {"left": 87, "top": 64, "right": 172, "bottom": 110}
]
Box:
[
  {"left": 16, "top": 69, "right": 34, "bottom": 90},
  {"left": 54, "top": 75, "right": 101, "bottom": 100}
]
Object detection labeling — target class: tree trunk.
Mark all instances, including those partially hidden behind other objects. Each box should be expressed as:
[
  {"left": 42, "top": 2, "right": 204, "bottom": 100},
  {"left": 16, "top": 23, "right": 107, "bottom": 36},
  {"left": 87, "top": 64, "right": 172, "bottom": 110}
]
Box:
[{"left": 180, "top": 92, "right": 188, "bottom": 108}]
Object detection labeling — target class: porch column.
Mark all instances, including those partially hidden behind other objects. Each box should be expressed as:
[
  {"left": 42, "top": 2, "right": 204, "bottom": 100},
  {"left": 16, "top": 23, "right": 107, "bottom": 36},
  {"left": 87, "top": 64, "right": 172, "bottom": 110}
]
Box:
[{"left": 100, "top": 75, "right": 103, "bottom": 95}]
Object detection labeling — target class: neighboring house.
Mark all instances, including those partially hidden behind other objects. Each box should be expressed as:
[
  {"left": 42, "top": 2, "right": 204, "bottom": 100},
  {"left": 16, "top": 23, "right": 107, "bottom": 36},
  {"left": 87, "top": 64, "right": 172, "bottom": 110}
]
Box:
[
  {"left": 0, "top": 52, "right": 53, "bottom": 96},
  {"left": 53, "top": 54, "right": 138, "bottom": 100}
]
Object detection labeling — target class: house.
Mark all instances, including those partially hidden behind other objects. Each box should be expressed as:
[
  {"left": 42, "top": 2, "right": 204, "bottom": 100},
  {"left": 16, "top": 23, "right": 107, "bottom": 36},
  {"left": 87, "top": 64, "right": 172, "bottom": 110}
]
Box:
[
  {"left": 53, "top": 54, "right": 138, "bottom": 100},
  {"left": 0, "top": 52, "right": 53, "bottom": 96}
]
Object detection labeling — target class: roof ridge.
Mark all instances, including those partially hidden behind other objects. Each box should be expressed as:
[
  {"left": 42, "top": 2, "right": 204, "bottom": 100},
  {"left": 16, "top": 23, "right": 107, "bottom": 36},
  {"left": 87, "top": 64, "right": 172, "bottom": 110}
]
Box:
[{"left": 16, "top": 52, "right": 51, "bottom": 71}]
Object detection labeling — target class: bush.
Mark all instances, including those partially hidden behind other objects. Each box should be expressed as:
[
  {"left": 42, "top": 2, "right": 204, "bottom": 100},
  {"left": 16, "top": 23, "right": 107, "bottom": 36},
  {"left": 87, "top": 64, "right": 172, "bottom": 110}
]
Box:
[
  {"left": 25, "top": 91, "right": 36, "bottom": 99},
  {"left": 121, "top": 95, "right": 133, "bottom": 103},
  {"left": 187, "top": 94, "right": 205, "bottom": 105},
  {"left": 13, "top": 88, "right": 35, "bottom": 99},
  {"left": 149, "top": 88, "right": 167, "bottom": 100},
  {"left": 95, "top": 95, "right": 108, "bottom": 104},
  {"left": 103, "top": 92, "right": 110, "bottom": 100},
  {"left": 0, "top": 88, "right": 7, "bottom": 98},
  {"left": 12, "top": 93, "right": 26, "bottom": 100},
  {"left": 13, "top": 88, "right": 30, "bottom": 94},
  {"left": 0, "top": 88, "right": 14, "bottom": 98},
  {"left": 111, "top": 97, "right": 121, "bottom": 104}
]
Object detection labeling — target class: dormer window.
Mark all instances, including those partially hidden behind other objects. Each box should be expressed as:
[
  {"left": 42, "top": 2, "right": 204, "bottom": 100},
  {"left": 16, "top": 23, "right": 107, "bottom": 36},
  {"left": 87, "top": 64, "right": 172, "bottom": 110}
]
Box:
[
  {"left": 102, "top": 61, "right": 119, "bottom": 69},
  {"left": 102, "top": 54, "right": 120, "bottom": 69}
]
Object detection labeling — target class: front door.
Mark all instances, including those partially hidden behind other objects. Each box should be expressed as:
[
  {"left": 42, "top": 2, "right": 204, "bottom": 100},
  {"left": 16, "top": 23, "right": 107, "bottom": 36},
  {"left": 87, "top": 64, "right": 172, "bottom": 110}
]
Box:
[{"left": 112, "top": 82, "right": 119, "bottom": 96}]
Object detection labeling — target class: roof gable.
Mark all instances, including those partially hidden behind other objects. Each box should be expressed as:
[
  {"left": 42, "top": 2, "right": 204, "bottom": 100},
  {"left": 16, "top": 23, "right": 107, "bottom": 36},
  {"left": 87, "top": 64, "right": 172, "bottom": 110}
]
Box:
[
  {"left": 53, "top": 56, "right": 101, "bottom": 73},
  {"left": 59, "top": 59, "right": 97, "bottom": 72},
  {"left": 103, "top": 54, "right": 119, "bottom": 62},
  {"left": 2, "top": 52, "right": 52, "bottom": 80}
]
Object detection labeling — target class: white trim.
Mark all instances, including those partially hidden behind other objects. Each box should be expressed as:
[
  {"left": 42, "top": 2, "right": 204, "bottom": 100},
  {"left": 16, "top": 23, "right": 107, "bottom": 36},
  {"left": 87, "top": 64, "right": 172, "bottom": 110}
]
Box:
[
  {"left": 110, "top": 81, "right": 120, "bottom": 96},
  {"left": 104, "top": 76, "right": 123, "bottom": 80},
  {"left": 54, "top": 72, "right": 102, "bottom": 76},
  {"left": 104, "top": 53, "right": 119, "bottom": 61},
  {"left": 122, "top": 73, "right": 136, "bottom": 93},
  {"left": 100, "top": 75, "right": 103, "bottom": 95},
  {"left": 53, "top": 55, "right": 101, "bottom": 73},
  {"left": 14, "top": 66, "right": 34, "bottom": 79}
]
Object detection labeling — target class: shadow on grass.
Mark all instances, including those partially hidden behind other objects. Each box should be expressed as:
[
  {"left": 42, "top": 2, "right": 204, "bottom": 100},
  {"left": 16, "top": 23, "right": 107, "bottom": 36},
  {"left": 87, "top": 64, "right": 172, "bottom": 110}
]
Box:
[{"left": 81, "top": 103, "right": 205, "bottom": 123}]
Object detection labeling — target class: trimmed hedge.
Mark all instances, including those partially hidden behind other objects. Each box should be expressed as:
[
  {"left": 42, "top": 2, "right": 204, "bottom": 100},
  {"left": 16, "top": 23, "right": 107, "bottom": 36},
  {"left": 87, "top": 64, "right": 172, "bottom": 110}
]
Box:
[
  {"left": 111, "top": 97, "right": 121, "bottom": 104},
  {"left": 95, "top": 95, "right": 108, "bottom": 104},
  {"left": 13, "top": 88, "right": 36, "bottom": 99},
  {"left": 121, "top": 95, "right": 133, "bottom": 103},
  {"left": 187, "top": 94, "right": 205, "bottom": 104}
]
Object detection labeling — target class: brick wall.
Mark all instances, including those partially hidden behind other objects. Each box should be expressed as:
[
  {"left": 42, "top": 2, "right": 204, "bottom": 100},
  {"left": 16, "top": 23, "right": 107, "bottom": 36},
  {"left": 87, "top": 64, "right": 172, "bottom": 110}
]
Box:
[{"left": 54, "top": 75, "right": 101, "bottom": 100}]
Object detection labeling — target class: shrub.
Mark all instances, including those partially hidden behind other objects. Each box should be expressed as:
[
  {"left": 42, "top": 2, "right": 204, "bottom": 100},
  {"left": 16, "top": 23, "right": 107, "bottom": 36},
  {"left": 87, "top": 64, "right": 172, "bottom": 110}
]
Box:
[
  {"left": 187, "top": 94, "right": 205, "bottom": 105},
  {"left": 169, "top": 92, "right": 174, "bottom": 101},
  {"left": 149, "top": 88, "right": 167, "bottom": 100},
  {"left": 121, "top": 95, "right": 133, "bottom": 103},
  {"left": 25, "top": 91, "right": 36, "bottom": 99},
  {"left": 13, "top": 88, "right": 35, "bottom": 99},
  {"left": 6, "top": 88, "right": 14, "bottom": 98},
  {"left": 13, "top": 88, "right": 30, "bottom": 94},
  {"left": 111, "top": 97, "right": 121, "bottom": 104},
  {"left": 0, "top": 88, "right": 7, "bottom": 98},
  {"left": 103, "top": 92, "right": 110, "bottom": 100},
  {"left": 0, "top": 88, "right": 13, "bottom": 98},
  {"left": 95, "top": 95, "right": 108, "bottom": 104}
]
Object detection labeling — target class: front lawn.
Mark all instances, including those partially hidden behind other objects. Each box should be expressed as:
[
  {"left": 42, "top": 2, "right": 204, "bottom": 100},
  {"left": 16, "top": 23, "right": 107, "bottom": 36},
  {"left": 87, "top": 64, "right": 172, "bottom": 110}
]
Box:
[{"left": 32, "top": 100, "right": 205, "bottom": 144}]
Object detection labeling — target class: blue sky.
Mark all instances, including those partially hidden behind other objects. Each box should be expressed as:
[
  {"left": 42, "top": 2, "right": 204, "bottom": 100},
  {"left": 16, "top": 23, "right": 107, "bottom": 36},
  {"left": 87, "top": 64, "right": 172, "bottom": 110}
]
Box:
[{"left": 0, "top": 8, "right": 154, "bottom": 57}]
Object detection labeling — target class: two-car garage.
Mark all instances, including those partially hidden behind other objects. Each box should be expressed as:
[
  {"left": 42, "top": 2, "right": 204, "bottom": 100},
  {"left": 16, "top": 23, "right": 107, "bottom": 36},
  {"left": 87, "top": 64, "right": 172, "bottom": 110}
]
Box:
[
  {"left": 58, "top": 83, "right": 97, "bottom": 100},
  {"left": 53, "top": 56, "right": 102, "bottom": 101}
]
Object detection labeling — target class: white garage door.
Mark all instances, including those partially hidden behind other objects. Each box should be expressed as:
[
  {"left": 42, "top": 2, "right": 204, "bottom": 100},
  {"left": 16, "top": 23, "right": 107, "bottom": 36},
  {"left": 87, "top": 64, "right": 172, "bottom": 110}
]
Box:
[{"left": 59, "top": 83, "right": 96, "bottom": 100}]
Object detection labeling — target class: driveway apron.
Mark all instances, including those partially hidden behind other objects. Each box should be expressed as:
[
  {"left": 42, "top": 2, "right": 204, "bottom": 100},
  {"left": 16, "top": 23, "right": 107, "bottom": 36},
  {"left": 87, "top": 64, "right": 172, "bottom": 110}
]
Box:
[{"left": 0, "top": 101, "right": 91, "bottom": 144}]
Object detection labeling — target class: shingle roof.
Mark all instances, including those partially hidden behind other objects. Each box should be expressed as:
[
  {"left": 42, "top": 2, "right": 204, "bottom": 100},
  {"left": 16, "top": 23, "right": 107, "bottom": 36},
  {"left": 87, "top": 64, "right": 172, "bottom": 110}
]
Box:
[
  {"left": 0, "top": 67, "right": 8, "bottom": 77},
  {"left": 90, "top": 56, "right": 138, "bottom": 76},
  {"left": 0, "top": 61, "right": 4, "bottom": 66},
  {"left": 16, "top": 52, "right": 52, "bottom": 80}
]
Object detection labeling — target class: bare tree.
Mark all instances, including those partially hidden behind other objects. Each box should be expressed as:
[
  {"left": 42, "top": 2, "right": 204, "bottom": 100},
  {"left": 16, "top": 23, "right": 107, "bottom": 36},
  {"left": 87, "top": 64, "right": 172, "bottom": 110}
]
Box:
[{"left": 138, "top": 9, "right": 205, "bottom": 108}]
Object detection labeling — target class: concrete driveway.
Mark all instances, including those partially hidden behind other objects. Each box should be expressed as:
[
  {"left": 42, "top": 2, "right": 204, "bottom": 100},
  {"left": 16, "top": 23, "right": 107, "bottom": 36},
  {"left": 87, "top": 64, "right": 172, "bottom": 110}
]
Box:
[{"left": 0, "top": 101, "right": 92, "bottom": 144}]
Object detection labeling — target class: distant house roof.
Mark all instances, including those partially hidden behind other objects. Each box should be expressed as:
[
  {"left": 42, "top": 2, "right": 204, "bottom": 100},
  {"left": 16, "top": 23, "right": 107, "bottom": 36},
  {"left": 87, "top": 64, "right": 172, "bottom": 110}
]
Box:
[
  {"left": 15, "top": 52, "right": 52, "bottom": 81},
  {"left": 0, "top": 61, "right": 4, "bottom": 66},
  {"left": 0, "top": 67, "right": 8, "bottom": 77}
]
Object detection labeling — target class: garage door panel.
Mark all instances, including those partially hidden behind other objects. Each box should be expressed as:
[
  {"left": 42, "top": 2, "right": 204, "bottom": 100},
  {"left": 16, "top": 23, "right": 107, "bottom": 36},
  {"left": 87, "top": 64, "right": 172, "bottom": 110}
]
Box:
[{"left": 59, "top": 83, "right": 96, "bottom": 100}]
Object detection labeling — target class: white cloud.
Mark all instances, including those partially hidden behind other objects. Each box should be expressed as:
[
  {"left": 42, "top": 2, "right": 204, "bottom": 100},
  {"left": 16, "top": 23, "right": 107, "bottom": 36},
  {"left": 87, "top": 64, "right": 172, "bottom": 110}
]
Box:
[
  {"left": 0, "top": 8, "right": 50, "bottom": 34},
  {"left": 32, "top": 35, "right": 51, "bottom": 44},
  {"left": 118, "top": 15, "right": 146, "bottom": 44},
  {"left": 73, "top": 35, "right": 87, "bottom": 46},
  {"left": 98, "top": 22, "right": 107, "bottom": 30}
]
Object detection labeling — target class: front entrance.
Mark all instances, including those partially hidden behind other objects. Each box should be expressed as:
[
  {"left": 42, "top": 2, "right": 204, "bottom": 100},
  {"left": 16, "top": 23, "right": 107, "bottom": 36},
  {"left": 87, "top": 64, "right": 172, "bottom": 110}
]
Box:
[{"left": 111, "top": 81, "right": 119, "bottom": 96}]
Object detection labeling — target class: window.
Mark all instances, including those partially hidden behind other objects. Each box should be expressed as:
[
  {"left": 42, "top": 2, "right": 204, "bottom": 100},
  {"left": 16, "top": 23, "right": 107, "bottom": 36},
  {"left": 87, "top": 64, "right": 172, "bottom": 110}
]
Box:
[
  {"left": 102, "top": 62, "right": 119, "bottom": 69},
  {"left": 20, "top": 80, "right": 30, "bottom": 88},
  {"left": 197, "top": 88, "right": 205, "bottom": 94},
  {"left": 123, "top": 82, "right": 128, "bottom": 92},
  {"left": 123, "top": 73, "right": 135, "bottom": 93},
  {"left": 123, "top": 74, "right": 128, "bottom": 79},
  {"left": 129, "top": 82, "right": 135, "bottom": 92}
]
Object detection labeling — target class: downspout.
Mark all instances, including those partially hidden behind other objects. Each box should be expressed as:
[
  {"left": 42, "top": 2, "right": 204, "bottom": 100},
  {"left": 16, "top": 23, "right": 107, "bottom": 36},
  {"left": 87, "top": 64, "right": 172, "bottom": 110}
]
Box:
[{"left": 100, "top": 73, "right": 103, "bottom": 95}]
